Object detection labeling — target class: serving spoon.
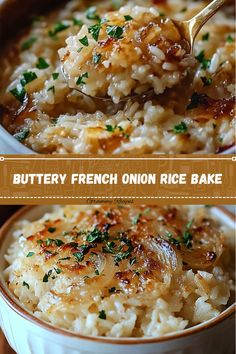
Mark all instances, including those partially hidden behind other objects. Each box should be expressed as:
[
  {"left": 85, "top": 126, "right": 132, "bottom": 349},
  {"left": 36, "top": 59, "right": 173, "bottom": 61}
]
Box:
[{"left": 63, "top": 0, "right": 227, "bottom": 102}]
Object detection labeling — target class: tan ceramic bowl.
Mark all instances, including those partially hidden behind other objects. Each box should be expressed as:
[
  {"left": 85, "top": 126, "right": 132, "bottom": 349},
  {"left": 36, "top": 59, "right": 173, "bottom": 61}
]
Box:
[{"left": 0, "top": 205, "right": 235, "bottom": 354}]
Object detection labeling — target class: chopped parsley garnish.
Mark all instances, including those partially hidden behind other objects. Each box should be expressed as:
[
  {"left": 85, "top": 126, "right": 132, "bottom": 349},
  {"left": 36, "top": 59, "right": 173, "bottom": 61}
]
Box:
[
  {"left": 59, "top": 257, "right": 71, "bottom": 261},
  {"left": 183, "top": 220, "right": 193, "bottom": 248},
  {"left": 79, "top": 35, "right": 89, "bottom": 47},
  {"left": 187, "top": 92, "right": 201, "bottom": 110},
  {"left": 173, "top": 121, "right": 188, "bottom": 134},
  {"left": 36, "top": 57, "right": 49, "bottom": 69},
  {"left": 129, "top": 257, "right": 136, "bottom": 266},
  {"left": 45, "top": 238, "right": 54, "bottom": 246},
  {"left": 106, "top": 25, "right": 124, "bottom": 39},
  {"left": 74, "top": 244, "right": 92, "bottom": 262},
  {"left": 166, "top": 232, "right": 180, "bottom": 246},
  {"left": 114, "top": 237, "right": 134, "bottom": 265},
  {"left": 93, "top": 53, "right": 102, "bottom": 64},
  {"left": 21, "top": 37, "right": 37, "bottom": 50},
  {"left": 20, "top": 71, "right": 38, "bottom": 86},
  {"left": 195, "top": 50, "right": 211, "bottom": 70},
  {"left": 132, "top": 213, "right": 142, "bottom": 225},
  {"left": 105, "top": 125, "right": 115, "bottom": 132},
  {"left": 43, "top": 270, "right": 52, "bottom": 282},
  {"left": 180, "top": 7, "right": 187, "bottom": 12},
  {"left": 105, "top": 124, "right": 127, "bottom": 137},
  {"left": 98, "top": 310, "right": 107, "bottom": 320},
  {"left": 77, "top": 47, "right": 83, "bottom": 53},
  {"left": 26, "top": 252, "right": 35, "bottom": 257},
  {"left": 86, "top": 228, "right": 109, "bottom": 243},
  {"left": 109, "top": 287, "right": 116, "bottom": 293},
  {"left": 48, "top": 22, "right": 70, "bottom": 37},
  {"left": 88, "top": 23, "right": 102, "bottom": 41},
  {"left": 48, "top": 227, "right": 56, "bottom": 233},
  {"left": 10, "top": 86, "right": 26, "bottom": 103},
  {"left": 105, "top": 125, "right": 117, "bottom": 132},
  {"left": 23, "top": 281, "right": 30, "bottom": 289},
  {"left": 76, "top": 72, "right": 89, "bottom": 85},
  {"left": 47, "top": 86, "right": 55, "bottom": 93},
  {"left": 73, "top": 18, "right": 84, "bottom": 26},
  {"left": 54, "top": 268, "right": 62, "bottom": 274},
  {"left": 52, "top": 73, "right": 59, "bottom": 80},
  {"left": 55, "top": 239, "right": 64, "bottom": 246},
  {"left": 73, "top": 251, "right": 85, "bottom": 262},
  {"left": 201, "top": 76, "right": 212, "bottom": 87},
  {"left": 95, "top": 269, "right": 100, "bottom": 275},
  {"left": 102, "top": 241, "right": 116, "bottom": 254},
  {"left": 14, "top": 128, "right": 29, "bottom": 142},
  {"left": 226, "top": 35, "right": 233, "bottom": 43},
  {"left": 86, "top": 6, "right": 100, "bottom": 21},
  {"left": 202, "top": 33, "right": 209, "bottom": 41},
  {"left": 124, "top": 15, "right": 133, "bottom": 21}
]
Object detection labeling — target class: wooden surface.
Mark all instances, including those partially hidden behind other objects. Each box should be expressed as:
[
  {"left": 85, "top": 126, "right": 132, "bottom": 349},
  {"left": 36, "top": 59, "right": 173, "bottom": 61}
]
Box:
[{"left": 0, "top": 330, "right": 15, "bottom": 354}]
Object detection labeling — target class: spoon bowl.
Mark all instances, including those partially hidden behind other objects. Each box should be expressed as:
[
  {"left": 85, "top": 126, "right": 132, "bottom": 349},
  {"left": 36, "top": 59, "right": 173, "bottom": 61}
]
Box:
[{"left": 62, "top": 0, "right": 226, "bottom": 103}]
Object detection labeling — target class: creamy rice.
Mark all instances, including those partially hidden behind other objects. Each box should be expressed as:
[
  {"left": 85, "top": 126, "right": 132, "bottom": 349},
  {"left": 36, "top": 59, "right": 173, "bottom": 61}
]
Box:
[
  {"left": 0, "top": 0, "right": 235, "bottom": 154},
  {"left": 4, "top": 205, "right": 235, "bottom": 337},
  {"left": 59, "top": 6, "right": 194, "bottom": 103}
]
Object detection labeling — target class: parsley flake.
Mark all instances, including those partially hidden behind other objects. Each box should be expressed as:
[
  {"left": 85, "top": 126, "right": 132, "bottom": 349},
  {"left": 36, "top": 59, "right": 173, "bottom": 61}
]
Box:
[
  {"left": 106, "top": 25, "right": 124, "bottom": 39},
  {"left": 73, "top": 18, "right": 84, "bottom": 26},
  {"left": 173, "top": 121, "right": 188, "bottom": 134},
  {"left": 52, "top": 73, "right": 59, "bottom": 80},
  {"left": 86, "top": 228, "right": 108, "bottom": 243},
  {"left": 202, "top": 33, "right": 209, "bottom": 41},
  {"left": 226, "top": 35, "right": 233, "bottom": 43},
  {"left": 10, "top": 86, "right": 26, "bottom": 103},
  {"left": 48, "top": 227, "right": 56, "bottom": 233},
  {"left": 124, "top": 15, "right": 133, "bottom": 21},
  {"left": 88, "top": 23, "right": 102, "bottom": 41},
  {"left": 98, "top": 310, "right": 107, "bottom": 320},
  {"left": 23, "top": 281, "right": 30, "bottom": 289},
  {"left": 76, "top": 72, "right": 89, "bottom": 85},
  {"left": 79, "top": 36, "right": 89, "bottom": 47},
  {"left": 48, "top": 22, "right": 70, "bottom": 37},
  {"left": 21, "top": 37, "right": 37, "bottom": 50},
  {"left": 21, "top": 71, "right": 38, "bottom": 86},
  {"left": 166, "top": 232, "right": 180, "bottom": 246},
  {"left": 36, "top": 57, "right": 49, "bottom": 69},
  {"left": 195, "top": 50, "right": 211, "bottom": 70},
  {"left": 26, "top": 252, "right": 35, "bottom": 257}
]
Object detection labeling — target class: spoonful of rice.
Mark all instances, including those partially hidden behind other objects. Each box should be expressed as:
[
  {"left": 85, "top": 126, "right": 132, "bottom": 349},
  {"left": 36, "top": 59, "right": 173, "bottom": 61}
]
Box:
[{"left": 59, "top": 0, "right": 226, "bottom": 104}]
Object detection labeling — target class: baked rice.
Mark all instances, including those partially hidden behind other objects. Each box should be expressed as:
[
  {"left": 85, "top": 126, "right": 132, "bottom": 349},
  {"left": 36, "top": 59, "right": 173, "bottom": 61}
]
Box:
[{"left": 4, "top": 205, "right": 235, "bottom": 337}]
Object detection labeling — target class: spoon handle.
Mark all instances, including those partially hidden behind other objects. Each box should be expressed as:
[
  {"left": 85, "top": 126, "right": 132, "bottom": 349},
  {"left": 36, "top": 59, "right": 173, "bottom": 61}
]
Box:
[{"left": 188, "top": 0, "right": 226, "bottom": 45}]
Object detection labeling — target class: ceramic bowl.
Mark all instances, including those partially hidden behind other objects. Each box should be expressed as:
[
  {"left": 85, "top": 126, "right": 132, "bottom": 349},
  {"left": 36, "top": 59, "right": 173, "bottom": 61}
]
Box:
[{"left": 0, "top": 205, "right": 235, "bottom": 354}]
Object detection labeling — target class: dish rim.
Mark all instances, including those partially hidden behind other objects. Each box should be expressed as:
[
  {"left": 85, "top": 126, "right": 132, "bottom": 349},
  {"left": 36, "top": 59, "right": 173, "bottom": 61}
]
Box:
[{"left": 0, "top": 205, "right": 235, "bottom": 345}]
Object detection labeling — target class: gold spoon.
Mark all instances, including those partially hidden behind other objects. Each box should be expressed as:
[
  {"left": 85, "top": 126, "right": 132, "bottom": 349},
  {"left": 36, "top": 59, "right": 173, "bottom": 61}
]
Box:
[{"left": 63, "top": 0, "right": 227, "bottom": 102}]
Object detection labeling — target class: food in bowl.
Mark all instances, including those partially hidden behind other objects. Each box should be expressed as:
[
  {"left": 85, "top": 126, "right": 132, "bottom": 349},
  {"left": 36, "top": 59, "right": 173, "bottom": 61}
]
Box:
[
  {"left": 59, "top": 6, "right": 195, "bottom": 103},
  {"left": 4, "top": 205, "right": 235, "bottom": 337},
  {"left": 0, "top": 0, "right": 235, "bottom": 154}
]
